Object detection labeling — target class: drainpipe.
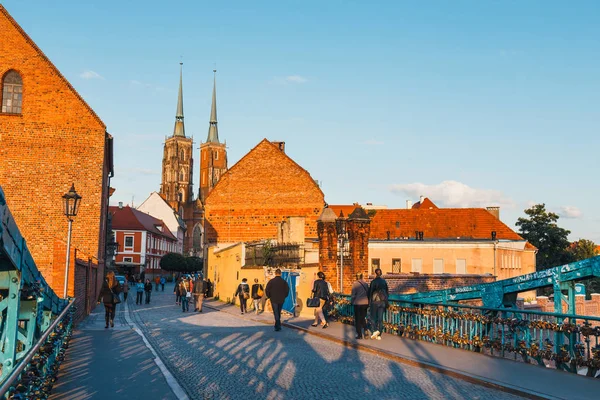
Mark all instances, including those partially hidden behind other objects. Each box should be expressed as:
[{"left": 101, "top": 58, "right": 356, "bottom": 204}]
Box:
[{"left": 493, "top": 240, "right": 498, "bottom": 278}]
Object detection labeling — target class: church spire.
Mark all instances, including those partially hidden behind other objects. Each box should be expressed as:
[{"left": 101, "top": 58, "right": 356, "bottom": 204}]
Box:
[
  {"left": 206, "top": 69, "right": 219, "bottom": 143},
  {"left": 173, "top": 62, "right": 185, "bottom": 137}
]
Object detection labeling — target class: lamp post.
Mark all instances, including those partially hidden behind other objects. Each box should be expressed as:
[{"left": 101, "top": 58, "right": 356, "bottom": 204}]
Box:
[
  {"left": 62, "top": 184, "right": 82, "bottom": 298},
  {"left": 335, "top": 215, "right": 347, "bottom": 293}
]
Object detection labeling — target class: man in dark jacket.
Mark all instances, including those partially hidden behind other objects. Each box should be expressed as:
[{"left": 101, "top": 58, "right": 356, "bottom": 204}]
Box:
[
  {"left": 368, "top": 268, "right": 389, "bottom": 340},
  {"left": 265, "top": 269, "right": 290, "bottom": 331},
  {"left": 193, "top": 275, "right": 205, "bottom": 312}
]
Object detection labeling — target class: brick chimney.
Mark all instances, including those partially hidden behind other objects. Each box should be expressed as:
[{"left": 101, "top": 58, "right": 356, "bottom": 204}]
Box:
[
  {"left": 272, "top": 141, "right": 285, "bottom": 153},
  {"left": 486, "top": 206, "right": 500, "bottom": 219}
]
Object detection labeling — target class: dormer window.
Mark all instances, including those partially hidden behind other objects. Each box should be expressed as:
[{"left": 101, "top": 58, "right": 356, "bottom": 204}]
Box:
[{"left": 2, "top": 70, "right": 23, "bottom": 114}]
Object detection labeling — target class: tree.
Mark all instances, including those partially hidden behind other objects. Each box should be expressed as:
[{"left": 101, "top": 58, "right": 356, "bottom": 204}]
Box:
[
  {"left": 160, "top": 252, "right": 187, "bottom": 272},
  {"left": 568, "top": 239, "right": 599, "bottom": 261},
  {"left": 186, "top": 256, "right": 204, "bottom": 273},
  {"left": 516, "top": 204, "right": 573, "bottom": 270}
]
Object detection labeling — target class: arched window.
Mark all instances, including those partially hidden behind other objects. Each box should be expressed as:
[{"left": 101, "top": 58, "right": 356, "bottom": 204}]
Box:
[
  {"left": 180, "top": 150, "right": 184, "bottom": 161},
  {"left": 2, "top": 70, "right": 23, "bottom": 114},
  {"left": 193, "top": 224, "right": 203, "bottom": 253},
  {"left": 178, "top": 191, "right": 183, "bottom": 202},
  {"left": 179, "top": 169, "right": 184, "bottom": 181}
]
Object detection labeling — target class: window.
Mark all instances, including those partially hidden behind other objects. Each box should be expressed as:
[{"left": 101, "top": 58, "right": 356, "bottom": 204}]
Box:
[
  {"left": 433, "top": 259, "right": 444, "bottom": 274},
  {"left": 392, "top": 258, "right": 401, "bottom": 273},
  {"left": 124, "top": 236, "right": 134, "bottom": 248},
  {"left": 123, "top": 257, "right": 133, "bottom": 263},
  {"left": 193, "top": 224, "right": 203, "bottom": 252},
  {"left": 2, "top": 70, "right": 23, "bottom": 114},
  {"left": 202, "top": 172, "right": 206, "bottom": 185},
  {"left": 179, "top": 169, "right": 184, "bottom": 181},
  {"left": 371, "top": 258, "right": 380, "bottom": 273},
  {"left": 411, "top": 258, "right": 422, "bottom": 273},
  {"left": 456, "top": 259, "right": 467, "bottom": 274},
  {"left": 215, "top": 151, "right": 219, "bottom": 160}
]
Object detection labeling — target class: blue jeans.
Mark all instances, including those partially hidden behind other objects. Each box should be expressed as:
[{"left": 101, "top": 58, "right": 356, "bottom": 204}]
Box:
[
  {"left": 181, "top": 296, "right": 189, "bottom": 312},
  {"left": 272, "top": 302, "right": 283, "bottom": 329},
  {"left": 370, "top": 302, "right": 386, "bottom": 333}
]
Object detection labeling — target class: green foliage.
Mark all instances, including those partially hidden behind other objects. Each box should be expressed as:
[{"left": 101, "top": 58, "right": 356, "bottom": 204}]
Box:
[
  {"left": 159, "top": 253, "right": 203, "bottom": 273},
  {"left": 516, "top": 204, "right": 573, "bottom": 270},
  {"left": 367, "top": 209, "right": 377, "bottom": 218},
  {"left": 568, "top": 239, "right": 599, "bottom": 261}
]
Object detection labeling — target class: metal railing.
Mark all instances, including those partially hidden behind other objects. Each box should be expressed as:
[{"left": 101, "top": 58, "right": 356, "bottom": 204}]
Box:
[
  {"left": 332, "top": 295, "right": 600, "bottom": 377},
  {"left": 0, "top": 300, "right": 74, "bottom": 398}
]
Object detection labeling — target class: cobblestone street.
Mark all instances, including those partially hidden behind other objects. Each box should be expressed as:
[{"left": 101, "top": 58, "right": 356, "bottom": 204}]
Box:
[{"left": 129, "top": 287, "right": 523, "bottom": 400}]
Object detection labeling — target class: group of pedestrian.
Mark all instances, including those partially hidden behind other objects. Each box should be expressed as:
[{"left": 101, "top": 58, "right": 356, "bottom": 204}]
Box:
[
  {"left": 174, "top": 275, "right": 208, "bottom": 313},
  {"left": 351, "top": 268, "right": 389, "bottom": 340},
  {"left": 234, "top": 278, "right": 265, "bottom": 315}
]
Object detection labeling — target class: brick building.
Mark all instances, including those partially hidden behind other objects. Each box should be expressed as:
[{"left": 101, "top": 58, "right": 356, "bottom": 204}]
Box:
[
  {"left": 0, "top": 5, "right": 113, "bottom": 318},
  {"left": 110, "top": 205, "right": 176, "bottom": 279},
  {"left": 204, "top": 139, "right": 325, "bottom": 245}
]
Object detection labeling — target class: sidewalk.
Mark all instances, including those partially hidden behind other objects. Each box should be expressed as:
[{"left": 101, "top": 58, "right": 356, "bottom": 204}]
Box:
[
  {"left": 50, "top": 299, "right": 178, "bottom": 400},
  {"left": 205, "top": 299, "right": 599, "bottom": 400}
]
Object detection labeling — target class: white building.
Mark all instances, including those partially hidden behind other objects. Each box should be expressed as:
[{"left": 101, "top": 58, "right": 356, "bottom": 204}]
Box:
[{"left": 137, "top": 192, "right": 186, "bottom": 254}]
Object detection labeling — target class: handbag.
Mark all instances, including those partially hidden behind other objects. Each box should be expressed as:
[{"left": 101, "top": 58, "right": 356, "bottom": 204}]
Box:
[
  {"left": 243, "top": 291, "right": 250, "bottom": 300},
  {"left": 186, "top": 292, "right": 192, "bottom": 298},
  {"left": 257, "top": 285, "right": 264, "bottom": 298},
  {"left": 306, "top": 296, "right": 320, "bottom": 308},
  {"left": 110, "top": 286, "right": 121, "bottom": 304}
]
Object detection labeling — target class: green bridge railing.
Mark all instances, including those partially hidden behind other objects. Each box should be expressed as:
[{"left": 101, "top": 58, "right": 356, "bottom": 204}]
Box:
[
  {"left": 332, "top": 295, "right": 600, "bottom": 377},
  {"left": 0, "top": 186, "right": 74, "bottom": 398}
]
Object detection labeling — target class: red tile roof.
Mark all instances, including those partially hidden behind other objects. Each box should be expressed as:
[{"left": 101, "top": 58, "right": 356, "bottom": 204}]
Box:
[
  {"left": 412, "top": 197, "right": 438, "bottom": 210},
  {"left": 110, "top": 206, "right": 176, "bottom": 240},
  {"left": 328, "top": 204, "right": 360, "bottom": 218},
  {"left": 370, "top": 208, "right": 525, "bottom": 242}
]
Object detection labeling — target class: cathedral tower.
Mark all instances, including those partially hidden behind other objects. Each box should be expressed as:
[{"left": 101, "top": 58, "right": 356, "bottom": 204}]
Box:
[
  {"left": 199, "top": 70, "right": 228, "bottom": 202},
  {"left": 160, "top": 63, "right": 194, "bottom": 211}
]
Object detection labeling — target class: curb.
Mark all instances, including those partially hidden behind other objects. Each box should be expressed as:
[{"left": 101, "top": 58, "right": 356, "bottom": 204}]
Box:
[{"left": 205, "top": 301, "right": 556, "bottom": 400}]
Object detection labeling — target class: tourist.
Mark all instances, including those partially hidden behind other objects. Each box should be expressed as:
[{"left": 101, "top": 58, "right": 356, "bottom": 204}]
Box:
[
  {"left": 179, "top": 278, "right": 190, "bottom": 312},
  {"left": 193, "top": 274, "right": 205, "bottom": 312},
  {"left": 122, "top": 278, "right": 129, "bottom": 302},
  {"left": 154, "top": 275, "right": 160, "bottom": 291},
  {"left": 135, "top": 279, "right": 144, "bottom": 305},
  {"left": 368, "top": 268, "right": 389, "bottom": 340},
  {"left": 174, "top": 278, "right": 181, "bottom": 305},
  {"left": 234, "top": 278, "right": 250, "bottom": 314},
  {"left": 251, "top": 278, "right": 264, "bottom": 315},
  {"left": 205, "top": 279, "right": 212, "bottom": 298},
  {"left": 311, "top": 271, "right": 330, "bottom": 329},
  {"left": 160, "top": 276, "right": 166, "bottom": 291},
  {"left": 265, "top": 269, "right": 289, "bottom": 331},
  {"left": 351, "top": 273, "right": 369, "bottom": 339},
  {"left": 144, "top": 278, "right": 153, "bottom": 304},
  {"left": 97, "top": 271, "right": 122, "bottom": 329}
]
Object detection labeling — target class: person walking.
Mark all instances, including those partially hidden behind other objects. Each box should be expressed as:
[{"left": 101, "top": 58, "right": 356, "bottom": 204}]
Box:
[
  {"left": 368, "top": 268, "right": 389, "bottom": 340},
  {"left": 144, "top": 278, "right": 153, "bottom": 304},
  {"left": 154, "top": 275, "right": 160, "bottom": 291},
  {"left": 122, "top": 279, "right": 130, "bottom": 302},
  {"left": 311, "top": 271, "right": 330, "bottom": 329},
  {"left": 135, "top": 279, "right": 144, "bottom": 305},
  {"left": 179, "top": 278, "right": 190, "bottom": 312},
  {"left": 193, "top": 275, "right": 205, "bottom": 312},
  {"left": 234, "top": 278, "right": 250, "bottom": 314},
  {"left": 251, "top": 278, "right": 264, "bottom": 315},
  {"left": 351, "top": 273, "right": 369, "bottom": 339},
  {"left": 265, "top": 269, "right": 290, "bottom": 331},
  {"left": 174, "top": 278, "right": 181, "bottom": 305},
  {"left": 160, "top": 276, "right": 166, "bottom": 291},
  {"left": 97, "top": 271, "right": 122, "bottom": 328}
]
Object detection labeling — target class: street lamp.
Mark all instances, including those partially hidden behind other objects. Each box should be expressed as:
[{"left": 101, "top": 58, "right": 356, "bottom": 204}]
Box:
[
  {"left": 62, "top": 184, "right": 81, "bottom": 298},
  {"left": 335, "top": 213, "right": 347, "bottom": 293}
]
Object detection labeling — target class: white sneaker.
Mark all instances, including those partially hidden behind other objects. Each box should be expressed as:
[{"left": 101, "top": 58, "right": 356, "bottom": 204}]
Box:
[
  {"left": 376, "top": 336, "right": 382, "bottom": 340},
  {"left": 371, "top": 330, "right": 380, "bottom": 340}
]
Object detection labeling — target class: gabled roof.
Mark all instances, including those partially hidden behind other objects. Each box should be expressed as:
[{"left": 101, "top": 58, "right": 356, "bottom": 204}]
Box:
[
  {"left": 110, "top": 206, "right": 176, "bottom": 240},
  {"left": 328, "top": 205, "right": 359, "bottom": 218},
  {"left": 412, "top": 197, "right": 438, "bottom": 210},
  {"left": 370, "top": 208, "right": 527, "bottom": 242},
  {"left": 0, "top": 5, "right": 105, "bottom": 129}
]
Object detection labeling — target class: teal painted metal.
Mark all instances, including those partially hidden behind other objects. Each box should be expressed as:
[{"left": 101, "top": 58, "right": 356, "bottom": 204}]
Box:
[
  {"left": 393, "top": 256, "right": 600, "bottom": 313},
  {"left": 0, "top": 186, "right": 68, "bottom": 386},
  {"left": 333, "top": 294, "right": 600, "bottom": 376}
]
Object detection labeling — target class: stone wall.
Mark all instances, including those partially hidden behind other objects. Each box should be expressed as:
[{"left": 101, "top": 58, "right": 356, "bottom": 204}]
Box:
[{"left": 370, "top": 273, "right": 496, "bottom": 295}]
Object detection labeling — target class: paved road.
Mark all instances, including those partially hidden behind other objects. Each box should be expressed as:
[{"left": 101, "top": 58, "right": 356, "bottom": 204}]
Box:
[{"left": 129, "top": 287, "right": 523, "bottom": 400}]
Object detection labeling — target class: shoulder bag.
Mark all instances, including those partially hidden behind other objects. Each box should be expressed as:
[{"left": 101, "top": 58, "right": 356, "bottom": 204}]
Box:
[{"left": 110, "top": 285, "right": 121, "bottom": 304}]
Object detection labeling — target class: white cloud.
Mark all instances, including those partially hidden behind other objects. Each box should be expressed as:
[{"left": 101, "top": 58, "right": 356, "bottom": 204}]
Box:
[
  {"left": 389, "top": 180, "right": 514, "bottom": 208},
  {"left": 364, "top": 139, "right": 384, "bottom": 145},
  {"left": 79, "top": 70, "right": 104, "bottom": 80},
  {"left": 558, "top": 206, "right": 582, "bottom": 219},
  {"left": 285, "top": 75, "right": 308, "bottom": 84}
]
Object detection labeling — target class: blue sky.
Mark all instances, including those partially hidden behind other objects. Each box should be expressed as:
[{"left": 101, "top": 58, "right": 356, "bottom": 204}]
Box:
[{"left": 4, "top": 1, "right": 599, "bottom": 243}]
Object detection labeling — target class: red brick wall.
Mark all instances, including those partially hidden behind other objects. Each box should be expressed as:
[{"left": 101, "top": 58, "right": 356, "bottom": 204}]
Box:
[
  {"left": 370, "top": 273, "right": 496, "bottom": 295},
  {"left": 204, "top": 139, "right": 324, "bottom": 243},
  {"left": 0, "top": 7, "right": 109, "bottom": 301}
]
